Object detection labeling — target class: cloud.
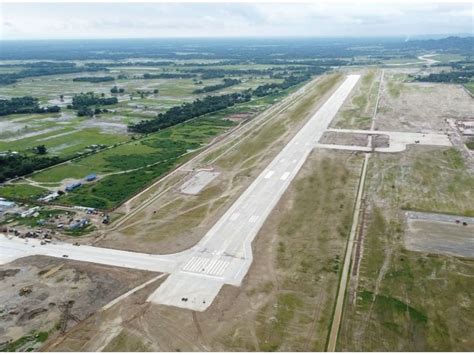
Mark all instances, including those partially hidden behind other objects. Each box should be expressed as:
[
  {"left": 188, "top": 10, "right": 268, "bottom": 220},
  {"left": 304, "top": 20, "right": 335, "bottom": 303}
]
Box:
[{"left": 0, "top": 3, "right": 472, "bottom": 40}]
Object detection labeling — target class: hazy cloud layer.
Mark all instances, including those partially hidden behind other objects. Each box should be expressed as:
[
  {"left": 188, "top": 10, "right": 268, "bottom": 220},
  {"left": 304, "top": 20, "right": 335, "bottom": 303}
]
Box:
[{"left": 1, "top": 3, "right": 472, "bottom": 40}]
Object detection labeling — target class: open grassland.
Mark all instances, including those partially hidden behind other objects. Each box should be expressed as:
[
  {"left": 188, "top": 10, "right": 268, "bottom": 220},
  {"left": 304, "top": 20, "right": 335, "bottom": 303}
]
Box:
[
  {"left": 368, "top": 147, "right": 474, "bottom": 216},
  {"left": 103, "top": 330, "right": 152, "bottom": 352},
  {"left": 338, "top": 146, "right": 474, "bottom": 351},
  {"left": 464, "top": 81, "right": 474, "bottom": 95},
  {"left": 0, "top": 183, "right": 47, "bottom": 200},
  {"left": 0, "top": 127, "right": 128, "bottom": 158},
  {"left": 0, "top": 61, "right": 286, "bottom": 160},
  {"left": 430, "top": 53, "right": 466, "bottom": 64},
  {"left": 332, "top": 69, "right": 379, "bottom": 129},
  {"left": 248, "top": 150, "right": 363, "bottom": 351}
]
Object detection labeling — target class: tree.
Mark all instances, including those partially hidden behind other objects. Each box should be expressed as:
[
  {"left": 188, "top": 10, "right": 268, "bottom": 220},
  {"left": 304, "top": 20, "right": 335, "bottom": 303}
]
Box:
[{"left": 35, "top": 145, "right": 47, "bottom": 155}]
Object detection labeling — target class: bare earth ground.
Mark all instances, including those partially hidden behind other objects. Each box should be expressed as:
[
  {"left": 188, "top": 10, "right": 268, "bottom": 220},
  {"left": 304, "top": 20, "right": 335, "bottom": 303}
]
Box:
[
  {"left": 0, "top": 256, "right": 156, "bottom": 351},
  {"left": 375, "top": 70, "right": 474, "bottom": 133},
  {"left": 331, "top": 68, "right": 380, "bottom": 130},
  {"left": 319, "top": 131, "right": 369, "bottom": 146},
  {"left": 44, "top": 149, "right": 363, "bottom": 352},
  {"left": 97, "top": 73, "right": 345, "bottom": 254}
]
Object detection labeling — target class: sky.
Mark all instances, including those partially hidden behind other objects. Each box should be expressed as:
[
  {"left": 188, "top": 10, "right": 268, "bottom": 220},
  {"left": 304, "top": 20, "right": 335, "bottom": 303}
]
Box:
[{"left": 0, "top": 2, "right": 473, "bottom": 40}]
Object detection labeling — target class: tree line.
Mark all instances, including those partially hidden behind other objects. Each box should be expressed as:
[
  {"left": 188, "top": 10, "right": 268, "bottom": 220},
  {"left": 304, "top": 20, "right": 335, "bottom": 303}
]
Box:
[
  {"left": 0, "top": 96, "right": 60, "bottom": 116},
  {"left": 193, "top": 78, "right": 241, "bottom": 94},
  {"left": 252, "top": 74, "right": 311, "bottom": 97},
  {"left": 0, "top": 153, "right": 62, "bottom": 183},
  {"left": 184, "top": 68, "right": 276, "bottom": 79},
  {"left": 73, "top": 76, "right": 115, "bottom": 83},
  {"left": 68, "top": 92, "right": 118, "bottom": 117},
  {"left": 411, "top": 70, "right": 474, "bottom": 84},
  {"left": 128, "top": 67, "right": 323, "bottom": 134},
  {"left": 0, "top": 62, "right": 107, "bottom": 85},
  {"left": 143, "top": 73, "right": 196, "bottom": 79},
  {"left": 128, "top": 92, "right": 252, "bottom": 133}
]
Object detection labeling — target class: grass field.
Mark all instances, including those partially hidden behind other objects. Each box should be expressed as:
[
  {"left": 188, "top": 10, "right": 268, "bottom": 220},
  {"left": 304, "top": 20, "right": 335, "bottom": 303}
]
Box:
[
  {"left": 253, "top": 151, "right": 363, "bottom": 351},
  {"left": 0, "top": 183, "right": 47, "bottom": 200},
  {"left": 54, "top": 116, "right": 235, "bottom": 209},
  {"left": 464, "top": 81, "right": 474, "bottom": 95},
  {"left": 333, "top": 69, "right": 379, "bottom": 129},
  {"left": 338, "top": 146, "right": 474, "bottom": 351}
]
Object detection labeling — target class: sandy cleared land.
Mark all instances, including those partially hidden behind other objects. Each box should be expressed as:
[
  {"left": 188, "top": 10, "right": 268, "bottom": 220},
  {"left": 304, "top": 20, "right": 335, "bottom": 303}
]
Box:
[
  {"left": 319, "top": 128, "right": 451, "bottom": 153},
  {"left": 179, "top": 171, "right": 220, "bottom": 195},
  {"left": 0, "top": 256, "right": 155, "bottom": 351},
  {"left": 376, "top": 70, "right": 474, "bottom": 133}
]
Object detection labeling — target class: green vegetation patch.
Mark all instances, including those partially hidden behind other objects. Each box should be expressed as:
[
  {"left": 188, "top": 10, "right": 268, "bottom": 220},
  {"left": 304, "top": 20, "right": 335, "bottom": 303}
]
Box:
[
  {"left": 359, "top": 290, "right": 428, "bottom": 324},
  {"left": 0, "top": 183, "right": 47, "bottom": 200},
  {"left": 464, "top": 82, "right": 474, "bottom": 95},
  {"left": 57, "top": 116, "right": 235, "bottom": 209},
  {"left": 0, "top": 330, "right": 50, "bottom": 352}
]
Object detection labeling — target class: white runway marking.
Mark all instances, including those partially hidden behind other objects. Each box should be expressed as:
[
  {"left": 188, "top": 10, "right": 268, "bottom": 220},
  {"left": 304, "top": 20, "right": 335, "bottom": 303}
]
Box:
[
  {"left": 264, "top": 170, "right": 275, "bottom": 179},
  {"left": 280, "top": 172, "right": 291, "bottom": 181},
  {"left": 249, "top": 215, "right": 259, "bottom": 223}
]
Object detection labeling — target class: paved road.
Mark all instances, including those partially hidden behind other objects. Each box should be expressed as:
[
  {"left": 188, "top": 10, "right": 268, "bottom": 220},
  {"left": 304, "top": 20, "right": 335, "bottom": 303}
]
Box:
[
  {"left": 319, "top": 128, "right": 451, "bottom": 153},
  {"left": 1, "top": 75, "right": 361, "bottom": 312},
  {"left": 406, "top": 211, "right": 474, "bottom": 224},
  {"left": 0, "top": 234, "right": 179, "bottom": 273}
]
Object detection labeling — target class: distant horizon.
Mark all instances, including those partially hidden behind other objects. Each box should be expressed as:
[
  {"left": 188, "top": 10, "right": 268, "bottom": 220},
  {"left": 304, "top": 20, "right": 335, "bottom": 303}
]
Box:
[
  {"left": 1, "top": 33, "right": 472, "bottom": 42},
  {"left": 2, "top": 3, "right": 472, "bottom": 40}
]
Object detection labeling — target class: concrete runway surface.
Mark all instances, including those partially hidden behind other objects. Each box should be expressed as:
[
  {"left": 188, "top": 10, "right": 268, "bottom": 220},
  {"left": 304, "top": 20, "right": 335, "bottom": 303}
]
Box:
[{"left": 1, "top": 74, "right": 360, "bottom": 311}]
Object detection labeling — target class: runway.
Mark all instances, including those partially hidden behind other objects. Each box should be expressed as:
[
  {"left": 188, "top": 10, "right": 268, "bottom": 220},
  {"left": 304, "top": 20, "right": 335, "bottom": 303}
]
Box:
[
  {"left": 148, "top": 74, "right": 361, "bottom": 310},
  {"left": 1, "top": 74, "right": 361, "bottom": 311}
]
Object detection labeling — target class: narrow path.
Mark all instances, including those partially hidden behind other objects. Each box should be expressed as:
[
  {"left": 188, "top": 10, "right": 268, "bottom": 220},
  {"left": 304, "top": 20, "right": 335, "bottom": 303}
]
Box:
[
  {"left": 102, "top": 273, "right": 167, "bottom": 311},
  {"left": 326, "top": 152, "right": 369, "bottom": 352},
  {"left": 326, "top": 69, "right": 384, "bottom": 351}
]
